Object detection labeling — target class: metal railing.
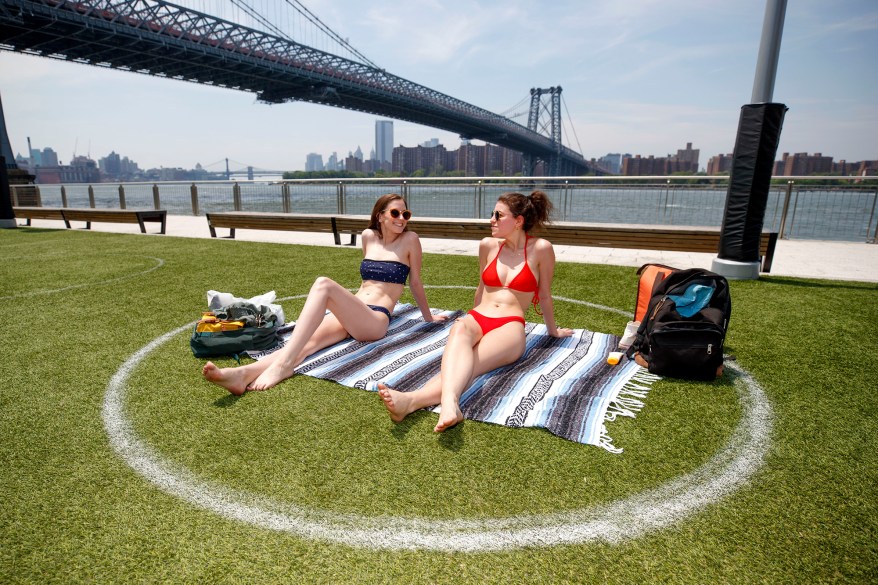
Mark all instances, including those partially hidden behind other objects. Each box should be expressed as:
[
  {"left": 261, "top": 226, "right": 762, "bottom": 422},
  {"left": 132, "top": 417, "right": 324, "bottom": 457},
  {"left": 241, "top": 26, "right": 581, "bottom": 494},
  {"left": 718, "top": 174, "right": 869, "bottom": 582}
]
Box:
[{"left": 10, "top": 175, "right": 878, "bottom": 243}]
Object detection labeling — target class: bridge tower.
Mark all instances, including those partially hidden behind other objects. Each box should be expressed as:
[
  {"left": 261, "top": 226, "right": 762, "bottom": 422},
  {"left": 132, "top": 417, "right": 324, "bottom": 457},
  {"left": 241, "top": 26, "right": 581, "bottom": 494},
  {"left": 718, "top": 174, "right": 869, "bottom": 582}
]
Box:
[{"left": 523, "top": 87, "right": 563, "bottom": 176}]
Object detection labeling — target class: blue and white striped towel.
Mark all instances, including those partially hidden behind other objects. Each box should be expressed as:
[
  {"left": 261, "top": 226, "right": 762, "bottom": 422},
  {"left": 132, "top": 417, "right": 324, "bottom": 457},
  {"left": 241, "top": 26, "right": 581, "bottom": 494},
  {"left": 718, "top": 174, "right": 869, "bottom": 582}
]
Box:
[{"left": 250, "top": 304, "right": 658, "bottom": 452}]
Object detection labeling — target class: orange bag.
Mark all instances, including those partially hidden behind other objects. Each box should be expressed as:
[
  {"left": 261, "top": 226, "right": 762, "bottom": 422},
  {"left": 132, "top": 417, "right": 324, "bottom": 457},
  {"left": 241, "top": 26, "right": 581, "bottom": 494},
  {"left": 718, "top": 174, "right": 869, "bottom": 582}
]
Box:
[{"left": 633, "top": 264, "right": 677, "bottom": 323}]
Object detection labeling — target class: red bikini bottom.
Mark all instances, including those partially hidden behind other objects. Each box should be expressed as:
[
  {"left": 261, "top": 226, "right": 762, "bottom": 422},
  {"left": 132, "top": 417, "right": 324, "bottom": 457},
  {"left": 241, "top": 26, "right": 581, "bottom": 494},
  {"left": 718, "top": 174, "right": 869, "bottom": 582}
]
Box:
[{"left": 468, "top": 310, "right": 525, "bottom": 335}]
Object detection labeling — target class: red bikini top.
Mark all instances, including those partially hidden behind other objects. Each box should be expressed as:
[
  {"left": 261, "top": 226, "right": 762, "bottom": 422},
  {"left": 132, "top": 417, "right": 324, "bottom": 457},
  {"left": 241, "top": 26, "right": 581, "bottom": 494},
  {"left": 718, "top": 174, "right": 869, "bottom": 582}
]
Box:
[{"left": 481, "top": 237, "right": 541, "bottom": 312}]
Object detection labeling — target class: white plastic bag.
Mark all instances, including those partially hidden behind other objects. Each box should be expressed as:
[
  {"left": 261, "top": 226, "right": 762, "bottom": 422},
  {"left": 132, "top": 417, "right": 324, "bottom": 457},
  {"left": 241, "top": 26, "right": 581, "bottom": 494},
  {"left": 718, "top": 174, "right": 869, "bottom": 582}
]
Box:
[{"left": 207, "top": 290, "right": 286, "bottom": 325}]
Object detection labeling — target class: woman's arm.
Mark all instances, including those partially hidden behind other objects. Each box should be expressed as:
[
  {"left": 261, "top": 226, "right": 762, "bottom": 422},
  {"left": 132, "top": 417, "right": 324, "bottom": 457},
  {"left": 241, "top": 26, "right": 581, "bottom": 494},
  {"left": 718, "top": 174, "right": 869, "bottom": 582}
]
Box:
[
  {"left": 405, "top": 232, "right": 445, "bottom": 322},
  {"left": 535, "top": 239, "right": 573, "bottom": 338},
  {"left": 472, "top": 238, "right": 494, "bottom": 307}
]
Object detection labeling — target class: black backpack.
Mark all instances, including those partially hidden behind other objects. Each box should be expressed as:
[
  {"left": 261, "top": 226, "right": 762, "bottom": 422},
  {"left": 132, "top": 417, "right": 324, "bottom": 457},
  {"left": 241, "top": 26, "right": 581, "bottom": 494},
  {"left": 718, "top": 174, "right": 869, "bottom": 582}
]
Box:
[
  {"left": 190, "top": 301, "right": 279, "bottom": 358},
  {"left": 627, "top": 267, "right": 731, "bottom": 380}
]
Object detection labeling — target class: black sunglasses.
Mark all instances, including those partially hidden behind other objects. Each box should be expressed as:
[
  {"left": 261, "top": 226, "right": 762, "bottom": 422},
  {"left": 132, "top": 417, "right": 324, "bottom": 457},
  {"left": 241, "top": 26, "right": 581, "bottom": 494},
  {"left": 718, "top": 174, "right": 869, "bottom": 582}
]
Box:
[
  {"left": 388, "top": 209, "right": 412, "bottom": 220},
  {"left": 490, "top": 210, "right": 504, "bottom": 221}
]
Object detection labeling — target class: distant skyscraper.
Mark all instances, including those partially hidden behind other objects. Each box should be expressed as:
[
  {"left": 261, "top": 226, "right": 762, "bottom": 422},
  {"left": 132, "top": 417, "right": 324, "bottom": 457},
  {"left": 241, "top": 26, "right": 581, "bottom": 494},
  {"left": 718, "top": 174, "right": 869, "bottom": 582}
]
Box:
[
  {"left": 375, "top": 120, "right": 393, "bottom": 164},
  {"left": 305, "top": 153, "right": 324, "bottom": 172},
  {"left": 354, "top": 145, "right": 364, "bottom": 161}
]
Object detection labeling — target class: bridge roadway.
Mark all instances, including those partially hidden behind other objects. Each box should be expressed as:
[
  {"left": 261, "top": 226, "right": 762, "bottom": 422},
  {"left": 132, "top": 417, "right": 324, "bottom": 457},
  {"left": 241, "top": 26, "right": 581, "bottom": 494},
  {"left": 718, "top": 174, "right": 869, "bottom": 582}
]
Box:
[
  {"left": 16, "top": 214, "right": 878, "bottom": 283},
  {"left": 0, "top": 0, "right": 591, "bottom": 175}
]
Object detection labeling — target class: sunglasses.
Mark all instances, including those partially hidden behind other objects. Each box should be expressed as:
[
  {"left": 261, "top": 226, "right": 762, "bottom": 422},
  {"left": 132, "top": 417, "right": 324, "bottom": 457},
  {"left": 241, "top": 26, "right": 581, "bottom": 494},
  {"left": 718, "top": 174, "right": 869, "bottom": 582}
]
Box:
[
  {"left": 490, "top": 210, "right": 505, "bottom": 221},
  {"left": 387, "top": 209, "right": 412, "bottom": 220}
]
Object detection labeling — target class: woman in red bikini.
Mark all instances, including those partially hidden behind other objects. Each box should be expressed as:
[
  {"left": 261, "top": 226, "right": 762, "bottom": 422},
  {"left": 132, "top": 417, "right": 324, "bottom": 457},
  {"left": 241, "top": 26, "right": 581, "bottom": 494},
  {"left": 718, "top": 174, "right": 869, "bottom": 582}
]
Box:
[
  {"left": 378, "top": 190, "right": 573, "bottom": 432},
  {"left": 202, "top": 193, "right": 446, "bottom": 395}
]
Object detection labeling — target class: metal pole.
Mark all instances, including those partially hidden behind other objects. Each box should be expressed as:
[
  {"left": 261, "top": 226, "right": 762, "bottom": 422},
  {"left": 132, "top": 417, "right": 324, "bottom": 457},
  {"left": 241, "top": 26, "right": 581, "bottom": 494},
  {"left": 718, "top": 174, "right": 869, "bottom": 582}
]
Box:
[
  {"left": 751, "top": 0, "right": 788, "bottom": 103},
  {"left": 232, "top": 182, "right": 241, "bottom": 211},
  {"left": 282, "top": 182, "right": 291, "bottom": 213},
  {"left": 778, "top": 180, "right": 793, "bottom": 238},
  {"left": 866, "top": 190, "right": 878, "bottom": 244},
  {"left": 190, "top": 183, "right": 199, "bottom": 216}
]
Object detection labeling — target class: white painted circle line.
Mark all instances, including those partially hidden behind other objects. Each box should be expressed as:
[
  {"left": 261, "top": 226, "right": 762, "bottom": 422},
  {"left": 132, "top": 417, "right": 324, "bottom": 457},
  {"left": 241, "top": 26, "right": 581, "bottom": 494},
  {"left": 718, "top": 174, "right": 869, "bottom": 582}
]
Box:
[
  {"left": 103, "top": 296, "right": 772, "bottom": 551},
  {"left": 0, "top": 255, "right": 165, "bottom": 299}
]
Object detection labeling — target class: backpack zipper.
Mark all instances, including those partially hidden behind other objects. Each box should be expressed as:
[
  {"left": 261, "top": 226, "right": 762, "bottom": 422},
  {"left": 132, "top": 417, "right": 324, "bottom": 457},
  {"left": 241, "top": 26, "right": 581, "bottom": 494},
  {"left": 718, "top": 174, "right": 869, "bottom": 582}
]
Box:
[{"left": 650, "top": 297, "right": 667, "bottom": 320}]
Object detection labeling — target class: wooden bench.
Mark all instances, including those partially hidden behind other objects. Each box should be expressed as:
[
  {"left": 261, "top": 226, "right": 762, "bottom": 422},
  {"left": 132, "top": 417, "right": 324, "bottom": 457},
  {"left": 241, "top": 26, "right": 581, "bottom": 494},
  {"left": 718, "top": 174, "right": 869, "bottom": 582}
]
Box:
[
  {"left": 60, "top": 209, "right": 167, "bottom": 234},
  {"left": 205, "top": 211, "right": 358, "bottom": 243},
  {"left": 14, "top": 207, "right": 167, "bottom": 234},
  {"left": 539, "top": 222, "right": 778, "bottom": 273},
  {"left": 13, "top": 206, "right": 69, "bottom": 227}
]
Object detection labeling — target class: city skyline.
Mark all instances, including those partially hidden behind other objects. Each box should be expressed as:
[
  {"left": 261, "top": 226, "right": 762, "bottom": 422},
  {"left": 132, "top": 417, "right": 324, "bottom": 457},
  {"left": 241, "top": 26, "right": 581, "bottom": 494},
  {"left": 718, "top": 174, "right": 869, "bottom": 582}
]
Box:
[{"left": 1, "top": 0, "right": 875, "bottom": 172}]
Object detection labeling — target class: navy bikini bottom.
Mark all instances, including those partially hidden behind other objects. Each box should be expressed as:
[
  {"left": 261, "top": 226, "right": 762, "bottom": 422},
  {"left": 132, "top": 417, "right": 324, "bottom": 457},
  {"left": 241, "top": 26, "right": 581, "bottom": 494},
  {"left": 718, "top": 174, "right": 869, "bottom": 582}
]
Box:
[{"left": 367, "top": 304, "right": 392, "bottom": 320}]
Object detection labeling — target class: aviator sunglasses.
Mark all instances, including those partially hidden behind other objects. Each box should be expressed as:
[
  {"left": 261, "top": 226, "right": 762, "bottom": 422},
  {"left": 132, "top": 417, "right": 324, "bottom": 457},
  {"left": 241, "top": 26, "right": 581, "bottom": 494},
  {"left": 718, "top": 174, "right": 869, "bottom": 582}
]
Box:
[
  {"left": 388, "top": 209, "right": 412, "bottom": 220},
  {"left": 490, "top": 210, "right": 505, "bottom": 221}
]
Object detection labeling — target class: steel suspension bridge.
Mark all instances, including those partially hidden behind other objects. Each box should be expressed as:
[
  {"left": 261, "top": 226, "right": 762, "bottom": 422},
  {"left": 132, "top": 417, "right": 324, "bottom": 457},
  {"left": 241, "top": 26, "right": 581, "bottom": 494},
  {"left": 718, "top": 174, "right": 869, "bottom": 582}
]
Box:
[{"left": 0, "top": 0, "right": 596, "bottom": 175}]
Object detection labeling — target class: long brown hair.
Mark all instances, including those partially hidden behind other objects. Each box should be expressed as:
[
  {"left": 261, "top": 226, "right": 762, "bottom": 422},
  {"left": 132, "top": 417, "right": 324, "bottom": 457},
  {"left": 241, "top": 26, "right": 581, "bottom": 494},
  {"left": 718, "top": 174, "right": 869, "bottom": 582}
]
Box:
[
  {"left": 368, "top": 193, "right": 409, "bottom": 237},
  {"left": 497, "top": 190, "right": 552, "bottom": 232}
]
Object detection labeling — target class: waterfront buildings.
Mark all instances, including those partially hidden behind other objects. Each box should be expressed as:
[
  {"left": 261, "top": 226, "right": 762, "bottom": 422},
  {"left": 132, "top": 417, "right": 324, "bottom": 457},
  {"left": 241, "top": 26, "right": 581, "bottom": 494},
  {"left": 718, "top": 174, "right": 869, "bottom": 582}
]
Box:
[
  {"left": 597, "top": 153, "right": 625, "bottom": 175},
  {"left": 621, "top": 143, "right": 700, "bottom": 175},
  {"left": 707, "top": 153, "right": 735, "bottom": 175},
  {"left": 707, "top": 151, "right": 877, "bottom": 176},
  {"left": 390, "top": 141, "right": 527, "bottom": 176}
]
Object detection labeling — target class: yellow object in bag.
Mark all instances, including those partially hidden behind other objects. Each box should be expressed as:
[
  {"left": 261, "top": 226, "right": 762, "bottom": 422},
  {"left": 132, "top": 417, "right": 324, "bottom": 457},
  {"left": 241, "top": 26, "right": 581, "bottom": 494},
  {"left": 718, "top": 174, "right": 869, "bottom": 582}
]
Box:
[{"left": 195, "top": 312, "right": 246, "bottom": 333}]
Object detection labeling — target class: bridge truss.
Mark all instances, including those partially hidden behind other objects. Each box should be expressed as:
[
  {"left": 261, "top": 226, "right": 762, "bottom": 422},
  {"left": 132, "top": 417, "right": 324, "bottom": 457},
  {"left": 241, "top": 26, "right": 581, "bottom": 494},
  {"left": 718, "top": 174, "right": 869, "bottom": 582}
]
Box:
[{"left": 0, "top": 0, "right": 593, "bottom": 175}]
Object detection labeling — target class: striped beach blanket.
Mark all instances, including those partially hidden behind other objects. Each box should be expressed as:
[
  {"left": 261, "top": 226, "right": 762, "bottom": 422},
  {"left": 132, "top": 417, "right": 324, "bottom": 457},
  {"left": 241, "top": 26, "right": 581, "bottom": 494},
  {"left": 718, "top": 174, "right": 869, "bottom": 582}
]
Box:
[{"left": 251, "top": 304, "right": 658, "bottom": 452}]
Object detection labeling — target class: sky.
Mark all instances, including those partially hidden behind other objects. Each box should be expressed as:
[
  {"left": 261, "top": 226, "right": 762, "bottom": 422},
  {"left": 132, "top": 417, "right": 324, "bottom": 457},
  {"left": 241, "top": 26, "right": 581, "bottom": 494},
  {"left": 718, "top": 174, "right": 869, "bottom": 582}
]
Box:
[{"left": 1, "top": 0, "right": 876, "bottom": 173}]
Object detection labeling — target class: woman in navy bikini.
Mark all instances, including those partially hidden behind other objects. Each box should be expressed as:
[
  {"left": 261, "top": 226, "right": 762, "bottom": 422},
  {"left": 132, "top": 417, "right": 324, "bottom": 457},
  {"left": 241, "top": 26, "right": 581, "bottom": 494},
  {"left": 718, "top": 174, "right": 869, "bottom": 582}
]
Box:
[
  {"left": 379, "top": 190, "right": 573, "bottom": 432},
  {"left": 202, "top": 193, "right": 446, "bottom": 395}
]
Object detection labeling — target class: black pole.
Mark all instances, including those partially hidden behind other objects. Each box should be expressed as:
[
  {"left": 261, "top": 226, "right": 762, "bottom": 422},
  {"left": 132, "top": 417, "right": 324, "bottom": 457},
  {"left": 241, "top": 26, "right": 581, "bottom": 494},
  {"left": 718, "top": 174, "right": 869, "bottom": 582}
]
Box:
[
  {"left": 716, "top": 103, "right": 787, "bottom": 263},
  {"left": 0, "top": 156, "right": 16, "bottom": 229},
  {"left": 712, "top": 0, "right": 787, "bottom": 279}
]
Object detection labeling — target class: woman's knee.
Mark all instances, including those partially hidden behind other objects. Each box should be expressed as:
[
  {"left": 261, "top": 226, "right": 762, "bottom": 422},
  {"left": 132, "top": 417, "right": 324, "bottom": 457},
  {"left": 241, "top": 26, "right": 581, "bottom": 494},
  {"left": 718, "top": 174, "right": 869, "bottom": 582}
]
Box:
[{"left": 310, "top": 276, "right": 338, "bottom": 296}]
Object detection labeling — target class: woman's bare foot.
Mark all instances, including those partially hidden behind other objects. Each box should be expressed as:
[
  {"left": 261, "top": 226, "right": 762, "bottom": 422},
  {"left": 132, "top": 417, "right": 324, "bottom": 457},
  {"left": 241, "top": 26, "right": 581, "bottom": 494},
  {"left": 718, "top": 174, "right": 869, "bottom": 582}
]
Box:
[
  {"left": 202, "top": 361, "right": 250, "bottom": 396},
  {"left": 248, "top": 362, "right": 292, "bottom": 391},
  {"left": 434, "top": 402, "right": 464, "bottom": 433},
  {"left": 377, "top": 383, "right": 417, "bottom": 423}
]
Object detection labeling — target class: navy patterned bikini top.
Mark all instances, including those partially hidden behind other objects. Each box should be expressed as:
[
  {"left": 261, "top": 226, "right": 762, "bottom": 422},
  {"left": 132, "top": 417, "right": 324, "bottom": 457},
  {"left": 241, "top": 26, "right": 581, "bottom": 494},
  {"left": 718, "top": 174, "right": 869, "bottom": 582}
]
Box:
[{"left": 360, "top": 259, "right": 410, "bottom": 285}]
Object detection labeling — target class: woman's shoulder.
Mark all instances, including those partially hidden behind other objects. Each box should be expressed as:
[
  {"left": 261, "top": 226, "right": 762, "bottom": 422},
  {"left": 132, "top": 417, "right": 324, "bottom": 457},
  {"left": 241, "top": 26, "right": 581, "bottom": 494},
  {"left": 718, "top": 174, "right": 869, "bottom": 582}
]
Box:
[{"left": 529, "top": 235, "right": 555, "bottom": 254}]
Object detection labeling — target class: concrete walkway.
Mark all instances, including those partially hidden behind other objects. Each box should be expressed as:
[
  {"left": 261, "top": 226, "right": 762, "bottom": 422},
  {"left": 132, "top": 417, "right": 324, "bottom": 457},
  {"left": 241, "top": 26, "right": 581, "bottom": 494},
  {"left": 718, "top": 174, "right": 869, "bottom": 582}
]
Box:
[{"left": 15, "top": 214, "right": 878, "bottom": 283}]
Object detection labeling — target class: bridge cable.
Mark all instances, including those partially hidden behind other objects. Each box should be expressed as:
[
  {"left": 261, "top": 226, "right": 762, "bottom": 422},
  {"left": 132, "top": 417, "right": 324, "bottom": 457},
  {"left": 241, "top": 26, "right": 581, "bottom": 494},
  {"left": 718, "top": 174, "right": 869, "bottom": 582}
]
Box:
[
  {"left": 498, "top": 95, "right": 530, "bottom": 119},
  {"left": 561, "top": 94, "right": 585, "bottom": 157},
  {"left": 230, "top": 0, "right": 294, "bottom": 43},
  {"left": 281, "top": 0, "right": 380, "bottom": 68}
]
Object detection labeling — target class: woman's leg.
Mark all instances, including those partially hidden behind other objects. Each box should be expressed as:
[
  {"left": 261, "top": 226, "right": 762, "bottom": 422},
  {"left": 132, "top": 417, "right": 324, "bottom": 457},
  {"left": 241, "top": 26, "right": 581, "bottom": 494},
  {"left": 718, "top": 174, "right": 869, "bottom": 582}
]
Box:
[
  {"left": 204, "top": 277, "right": 387, "bottom": 394},
  {"left": 379, "top": 317, "right": 526, "bottom": 431},
  {"left": 248, "top": 277, "right": 389, "bottom": 391},
  {"left": 378, "top": 316, "right": 479, "bottom": 422},
  {"left": 433, "top": 319, "right": 526, "bottom": 432},
  {"left": 378, "top": 374, "right": 443, "bottom": 423},
  {"left": 202, "top": 311, "right": 351, "bottom": 395}
]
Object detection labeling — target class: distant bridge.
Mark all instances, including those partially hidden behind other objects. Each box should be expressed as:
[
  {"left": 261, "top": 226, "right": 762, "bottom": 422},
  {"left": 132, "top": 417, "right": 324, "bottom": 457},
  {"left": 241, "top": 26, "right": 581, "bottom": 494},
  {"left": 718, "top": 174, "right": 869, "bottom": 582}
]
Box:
[{"left": 0, "top": 0, "right": 595, "bottom": 175}]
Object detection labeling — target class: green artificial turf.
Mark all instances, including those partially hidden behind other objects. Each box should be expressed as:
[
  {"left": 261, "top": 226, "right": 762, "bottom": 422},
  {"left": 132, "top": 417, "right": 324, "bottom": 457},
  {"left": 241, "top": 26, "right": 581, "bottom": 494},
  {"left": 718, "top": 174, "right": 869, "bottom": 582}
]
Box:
[{"left": 1, "top": 227, "right": 876, "bottom": 584}]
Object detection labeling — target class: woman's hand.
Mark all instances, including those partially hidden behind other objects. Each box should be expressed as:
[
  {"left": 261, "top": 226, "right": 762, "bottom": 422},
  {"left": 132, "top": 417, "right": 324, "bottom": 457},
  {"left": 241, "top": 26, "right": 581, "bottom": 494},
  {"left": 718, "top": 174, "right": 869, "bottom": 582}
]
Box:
[
  {"left": 425, "top": 312, "right": 450, "bottom": 323},
  {"left": 549, "top": 327, "right": 574, "bottom": 338}
]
